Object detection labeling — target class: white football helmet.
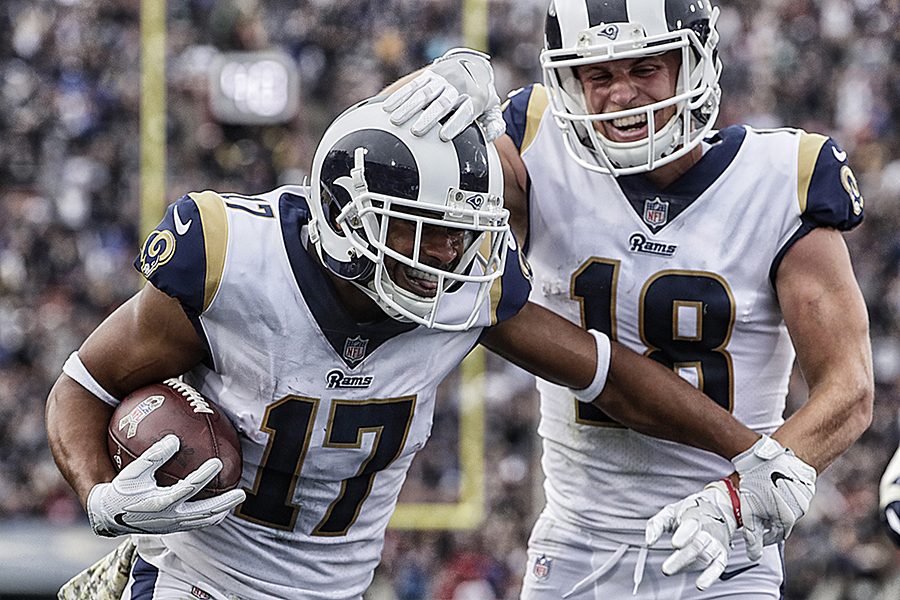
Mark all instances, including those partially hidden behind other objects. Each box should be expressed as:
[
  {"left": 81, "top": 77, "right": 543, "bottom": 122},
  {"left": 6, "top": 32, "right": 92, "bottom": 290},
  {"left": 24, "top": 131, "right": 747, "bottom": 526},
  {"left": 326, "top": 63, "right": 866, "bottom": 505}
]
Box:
[
  {"left": 308, "top": 98, "right": 510, "bottom": 331},
  {"left": 541, "top": 0, "right": 722, "bottom": 176}
]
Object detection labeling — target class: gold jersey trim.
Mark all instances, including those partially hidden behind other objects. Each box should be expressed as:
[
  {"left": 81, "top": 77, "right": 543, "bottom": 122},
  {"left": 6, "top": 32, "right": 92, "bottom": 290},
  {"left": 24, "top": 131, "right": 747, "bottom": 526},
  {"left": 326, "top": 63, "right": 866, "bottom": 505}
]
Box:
[
  {"left": 188, "top": 191, "right": 228, "bottom": 312},
  {"left": 521, "top": 84, "right": 550, "bottom": 155},
  {"left": 796, "top": 132, "right": 828, "bottom": 214}
]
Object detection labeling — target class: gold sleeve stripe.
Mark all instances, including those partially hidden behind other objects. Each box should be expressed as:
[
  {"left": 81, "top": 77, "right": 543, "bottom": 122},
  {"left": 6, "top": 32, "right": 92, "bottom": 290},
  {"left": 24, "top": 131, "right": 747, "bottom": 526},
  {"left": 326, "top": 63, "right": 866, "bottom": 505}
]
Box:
[
  {"left": 521, "top": 84, "right": 550, "bottom": 155},
  {"left": 797, "top": 132, "right": 828, "bottom": 214},
  {"left": 188, "top": 191, "right": 228, "bottom": 312},
  {"left": 484, "top": 234, "right": 503, "bottom": 326}
]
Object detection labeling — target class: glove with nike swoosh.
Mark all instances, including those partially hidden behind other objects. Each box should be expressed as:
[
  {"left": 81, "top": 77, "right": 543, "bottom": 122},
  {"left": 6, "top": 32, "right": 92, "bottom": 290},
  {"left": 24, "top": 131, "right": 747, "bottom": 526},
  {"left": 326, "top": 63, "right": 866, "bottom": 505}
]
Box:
[
  {"left": 878, "top": 442, "right": 900, "bottom": 546},
  {"left": 383, "top": 48, "right": 505, "bottom": 142},
  {"left": 646, "top": 480, "right": 737, "bottom": 591},
  {"left": 733, "top": 434, "right": 816, "bottom": 560},
  {"left": 87, "top": 435, "right": 246, "bottom": 537}
]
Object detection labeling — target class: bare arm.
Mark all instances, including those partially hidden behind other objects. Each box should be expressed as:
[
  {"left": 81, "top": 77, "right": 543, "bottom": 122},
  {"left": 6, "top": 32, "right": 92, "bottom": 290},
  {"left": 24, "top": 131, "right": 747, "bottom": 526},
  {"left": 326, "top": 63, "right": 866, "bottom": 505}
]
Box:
[
  {"left": 495, "top": 134, "right": 529, "bottom": 243},
  {"left": 45, "top": 283, "right": 206, "bottom": 507},
  {"left": 480, "top": 302, "right": 760, "bottom": 459},
  {"left": 772, "top": 227, "right": 874, "bottom": 473}
]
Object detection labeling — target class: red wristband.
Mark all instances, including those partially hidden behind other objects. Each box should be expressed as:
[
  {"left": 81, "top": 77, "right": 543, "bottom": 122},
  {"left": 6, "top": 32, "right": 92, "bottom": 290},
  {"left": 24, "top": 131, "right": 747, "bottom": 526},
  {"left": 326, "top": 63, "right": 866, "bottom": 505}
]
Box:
[{"left": 722, "top": 477, "right": 743, "bottom": 528}]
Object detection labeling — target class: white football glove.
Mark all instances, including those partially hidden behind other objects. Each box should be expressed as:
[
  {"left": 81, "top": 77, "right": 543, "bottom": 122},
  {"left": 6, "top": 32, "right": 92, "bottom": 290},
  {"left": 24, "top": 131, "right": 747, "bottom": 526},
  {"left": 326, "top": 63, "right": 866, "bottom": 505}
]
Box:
[
  {"left": 383, "top": 48, "right": 505, "bottom": 142},
  {"left": 733, "top": 434, "right": 816, "bottom": 560},
  {"left": 646, "top": 481, "right": 738, "bottom": 591},
  {"left": 87, "top": 434, "right": 246, "bottom": 537},
  {"left": 880, "top": 442, "right": 900, "bottom": 510},
  {"left": 879, "top": 443, "right": 900, "bottom": 545}
]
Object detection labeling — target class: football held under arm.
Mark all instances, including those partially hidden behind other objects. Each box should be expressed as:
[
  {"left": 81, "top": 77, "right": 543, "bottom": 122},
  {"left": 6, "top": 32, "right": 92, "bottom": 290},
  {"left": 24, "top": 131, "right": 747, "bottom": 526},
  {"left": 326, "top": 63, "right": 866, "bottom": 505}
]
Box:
[
  {"left": 480, "top": 302, "right": 760, "bottom": 460},
  {"left": 45, "top": 284, "right": 207, "bottom": 508},
  {"left": 46, "top": 195, "right": 218, "bottom": 511}
]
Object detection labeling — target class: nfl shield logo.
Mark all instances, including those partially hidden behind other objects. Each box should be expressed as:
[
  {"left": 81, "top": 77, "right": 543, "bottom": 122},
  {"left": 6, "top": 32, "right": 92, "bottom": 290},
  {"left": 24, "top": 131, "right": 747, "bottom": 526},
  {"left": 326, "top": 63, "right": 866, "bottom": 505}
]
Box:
[
  {"left": 643, "top": 197, "right": 669, "bottom": 227},
  {"left": 343, "top": 336, "right": 369, "bottom": 364},
  {"left": 533, "top": 554, "right": 552, "bottom": 580}
]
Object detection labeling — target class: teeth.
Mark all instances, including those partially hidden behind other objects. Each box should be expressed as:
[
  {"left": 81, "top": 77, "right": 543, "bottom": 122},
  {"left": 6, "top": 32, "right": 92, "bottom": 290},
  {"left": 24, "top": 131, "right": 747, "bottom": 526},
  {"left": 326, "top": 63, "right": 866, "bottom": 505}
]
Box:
[
  {"left": 612, "top": 114, "right": 647, "bottom": 128},
  {"left": 407, "top": 267, "right": 438, "bottom": 283}
]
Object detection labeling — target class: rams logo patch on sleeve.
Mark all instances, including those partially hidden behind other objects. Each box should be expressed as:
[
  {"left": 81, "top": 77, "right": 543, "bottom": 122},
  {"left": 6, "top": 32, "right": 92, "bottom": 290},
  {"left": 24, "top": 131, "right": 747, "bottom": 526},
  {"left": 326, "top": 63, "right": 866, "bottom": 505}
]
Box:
[
  {"left": 840, "top": 165, "right": 864, "bottom": 217},
  {"left": 796, "top": 132, "right": 865, "bottom": 231},
  {"left": 139, "top": 229, "right": 176, "bottom": 277}
]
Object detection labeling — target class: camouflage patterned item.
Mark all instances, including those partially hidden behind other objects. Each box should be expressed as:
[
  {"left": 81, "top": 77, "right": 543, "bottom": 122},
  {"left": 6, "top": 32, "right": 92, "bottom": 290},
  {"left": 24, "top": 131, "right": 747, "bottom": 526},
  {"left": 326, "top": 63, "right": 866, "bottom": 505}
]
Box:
[{"left": 58, "top": 538, "right": 136, "bottom": 600}]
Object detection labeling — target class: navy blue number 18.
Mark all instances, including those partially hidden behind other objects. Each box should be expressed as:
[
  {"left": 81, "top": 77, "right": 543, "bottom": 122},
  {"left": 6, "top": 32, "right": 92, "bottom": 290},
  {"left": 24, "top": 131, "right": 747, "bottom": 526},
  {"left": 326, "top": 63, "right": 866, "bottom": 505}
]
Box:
[{"left": 571, "top": 261, "right": 735, "bottom": 425}]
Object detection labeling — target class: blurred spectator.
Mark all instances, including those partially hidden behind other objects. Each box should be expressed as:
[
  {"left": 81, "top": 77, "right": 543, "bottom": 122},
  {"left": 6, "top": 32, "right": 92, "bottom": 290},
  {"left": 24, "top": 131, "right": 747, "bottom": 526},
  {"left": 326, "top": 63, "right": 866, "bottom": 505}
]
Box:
[{"left": 1, "top": 1, "right": 898, "bottom": 598}]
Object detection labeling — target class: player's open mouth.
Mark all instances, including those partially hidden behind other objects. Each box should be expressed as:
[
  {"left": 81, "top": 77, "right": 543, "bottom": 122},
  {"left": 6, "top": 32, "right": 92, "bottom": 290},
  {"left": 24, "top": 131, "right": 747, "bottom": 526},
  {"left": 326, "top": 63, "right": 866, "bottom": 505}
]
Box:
[
  {"left": 607, "top": 113, "right": 650, "bottom": 141},
  {"left": 613, "top": 114, "right": 647, "bottom": 130},
  {"left": 403, "top": 266, "right": 439, "bottom": 297}
]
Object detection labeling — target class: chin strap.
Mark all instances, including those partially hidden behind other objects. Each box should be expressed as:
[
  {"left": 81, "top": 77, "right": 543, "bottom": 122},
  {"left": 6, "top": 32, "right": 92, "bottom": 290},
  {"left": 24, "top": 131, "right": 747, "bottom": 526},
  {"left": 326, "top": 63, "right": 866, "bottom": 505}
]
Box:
[
  {"left": 333, "top": 146, "right": 370, "bottom": 232},
  {"left": 350, "top": 147, "right": 368, "bottom": 194}
]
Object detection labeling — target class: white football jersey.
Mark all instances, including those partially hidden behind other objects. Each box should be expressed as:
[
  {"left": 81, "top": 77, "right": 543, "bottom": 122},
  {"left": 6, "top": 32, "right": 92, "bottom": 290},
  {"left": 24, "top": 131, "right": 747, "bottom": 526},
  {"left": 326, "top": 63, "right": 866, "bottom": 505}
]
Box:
[
  {"left": 504, "top": 84, "right": 864, "bottom": 542},
  {"left": 129, "top": 186, "right": 530, "bottom": 599}
]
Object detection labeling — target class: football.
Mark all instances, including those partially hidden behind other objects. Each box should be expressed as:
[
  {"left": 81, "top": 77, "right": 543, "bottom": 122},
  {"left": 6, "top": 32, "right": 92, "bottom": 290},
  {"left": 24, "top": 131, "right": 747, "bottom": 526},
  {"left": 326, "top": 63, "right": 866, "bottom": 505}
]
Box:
[{"left": 107, "top": 379, "right": 243, "bottom": 500}]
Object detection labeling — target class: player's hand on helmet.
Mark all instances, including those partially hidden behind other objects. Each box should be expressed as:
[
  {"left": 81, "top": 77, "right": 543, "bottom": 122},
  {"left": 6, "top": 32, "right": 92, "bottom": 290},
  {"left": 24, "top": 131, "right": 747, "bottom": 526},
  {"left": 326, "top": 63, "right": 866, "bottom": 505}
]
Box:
[
  {"left": 645, "top": 481, "right": 738, "bottom": 591},
  {"left": 87, "top": 434, "right": 246, "bottom": 537},
  {"left": 732, "top": 434, "right": 816, "bottom": 560},
  {"left": 384, "top": 48, "right": 505, "bottom": 142}
]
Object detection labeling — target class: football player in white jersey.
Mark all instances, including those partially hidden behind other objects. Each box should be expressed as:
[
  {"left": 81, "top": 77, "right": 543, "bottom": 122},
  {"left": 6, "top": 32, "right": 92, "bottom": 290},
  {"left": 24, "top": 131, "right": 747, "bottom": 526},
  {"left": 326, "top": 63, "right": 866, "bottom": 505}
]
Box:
[
  {"left": 46, "top": 96, "right": 785, "bottom": 600},
  {"left": 384, "top": 0, "right": 874, "bottom": 597}
]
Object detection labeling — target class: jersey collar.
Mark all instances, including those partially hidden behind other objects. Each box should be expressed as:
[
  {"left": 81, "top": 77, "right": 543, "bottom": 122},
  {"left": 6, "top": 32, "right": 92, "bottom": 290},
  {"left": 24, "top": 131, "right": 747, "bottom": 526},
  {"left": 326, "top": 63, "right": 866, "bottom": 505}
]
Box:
[
  {"left": 616, "top": 126, "right": 747, "bottom": 234},
  {"left": 279, "top": 192, "right": 417, "bottom": 369}
]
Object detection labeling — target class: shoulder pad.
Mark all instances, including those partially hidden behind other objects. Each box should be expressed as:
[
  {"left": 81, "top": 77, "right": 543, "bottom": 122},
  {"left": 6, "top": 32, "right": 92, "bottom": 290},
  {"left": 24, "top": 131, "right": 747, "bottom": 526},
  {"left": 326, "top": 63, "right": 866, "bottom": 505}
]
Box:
[
  {"left": 134, "top": 191, "right": 229, "bottom": 316},
  {"left": 487, "top": 232, "right": 532, "bottom": 325},
  {"left": 797, "top": 132, "right": 864, "bottom": 230},
  {"left": 502, "top": 84, "right": 549, "bottom": 153}
]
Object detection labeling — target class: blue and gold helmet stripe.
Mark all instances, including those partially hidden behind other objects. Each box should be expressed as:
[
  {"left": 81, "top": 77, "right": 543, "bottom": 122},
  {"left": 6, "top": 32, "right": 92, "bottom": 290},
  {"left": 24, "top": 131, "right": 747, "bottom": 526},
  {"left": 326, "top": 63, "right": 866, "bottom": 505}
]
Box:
[{"left": 188, "top": 191, "right": 229, "bottom": 312}]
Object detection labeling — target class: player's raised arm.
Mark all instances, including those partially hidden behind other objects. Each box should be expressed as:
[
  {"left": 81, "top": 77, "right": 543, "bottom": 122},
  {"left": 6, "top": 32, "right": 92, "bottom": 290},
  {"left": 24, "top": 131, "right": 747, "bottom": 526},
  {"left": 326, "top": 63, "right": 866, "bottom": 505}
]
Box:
[{"left": 479, "top": 301, "right": 761, "bottom": 460}]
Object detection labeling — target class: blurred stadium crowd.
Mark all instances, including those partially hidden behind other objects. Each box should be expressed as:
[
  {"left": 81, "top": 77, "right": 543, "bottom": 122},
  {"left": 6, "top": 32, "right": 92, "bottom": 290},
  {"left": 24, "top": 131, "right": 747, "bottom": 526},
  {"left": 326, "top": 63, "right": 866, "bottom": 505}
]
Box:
[{"left": 1, "top": 0, "right": 899, "bottom": 598}]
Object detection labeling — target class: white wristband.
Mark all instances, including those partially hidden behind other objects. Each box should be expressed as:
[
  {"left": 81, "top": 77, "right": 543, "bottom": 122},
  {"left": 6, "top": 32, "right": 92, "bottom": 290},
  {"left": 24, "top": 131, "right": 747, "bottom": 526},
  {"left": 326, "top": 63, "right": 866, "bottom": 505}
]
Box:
[
  {"left": 570, "top": 329, "right": 611, "bottom": 403},
  {"left": 62, "top": 351, "right": 120, "bottom": 407}
]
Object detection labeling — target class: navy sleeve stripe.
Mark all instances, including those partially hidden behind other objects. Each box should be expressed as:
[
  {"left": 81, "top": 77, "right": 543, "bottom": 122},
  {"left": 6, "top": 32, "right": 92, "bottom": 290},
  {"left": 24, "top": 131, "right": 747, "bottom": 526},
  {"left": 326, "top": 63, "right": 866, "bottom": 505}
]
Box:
[
  {"left": 503, "top": 85, "right": 532, "bottom": 151},
  {"left": 768, "top": 220, "right": 817, "bottom": 288},
  {"left": 490, "top": 238, "right": 532, "bottom": 324},
  {"left": 134, "top": 191, "right": 231, "bottom": 317},
  {"left": 772, "top": 132, "right": 866, "bottom": 286},
  {"left": 503, "top": 84, "right": 549, "bottom": 153},
  {"left": 189, "top": 191, "right": 229, "bottom": 311},
  {"left": 797, "top": 132, "right": 864, "bottom": 231}
]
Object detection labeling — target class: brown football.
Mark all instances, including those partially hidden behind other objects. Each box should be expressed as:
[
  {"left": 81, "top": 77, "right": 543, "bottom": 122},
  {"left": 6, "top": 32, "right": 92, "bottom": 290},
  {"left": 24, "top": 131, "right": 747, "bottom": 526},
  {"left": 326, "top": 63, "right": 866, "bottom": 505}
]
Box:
[{"left": 107, "top": 379, "right": 242, "bottom": 500}]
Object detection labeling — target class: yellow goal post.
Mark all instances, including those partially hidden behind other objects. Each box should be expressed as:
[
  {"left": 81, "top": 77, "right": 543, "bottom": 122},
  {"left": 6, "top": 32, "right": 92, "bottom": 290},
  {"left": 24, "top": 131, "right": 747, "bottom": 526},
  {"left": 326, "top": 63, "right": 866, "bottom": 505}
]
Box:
[{"left": 139, "top": 0, "right": 490, "bottom": 530}]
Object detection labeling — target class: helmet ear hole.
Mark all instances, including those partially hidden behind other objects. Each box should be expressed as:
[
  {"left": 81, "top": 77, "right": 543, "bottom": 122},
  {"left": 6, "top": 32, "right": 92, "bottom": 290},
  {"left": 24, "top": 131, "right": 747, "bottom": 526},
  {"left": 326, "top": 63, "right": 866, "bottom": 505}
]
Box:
[{"left": 320, "top": 181, "right": 349, "bottom": 234}]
